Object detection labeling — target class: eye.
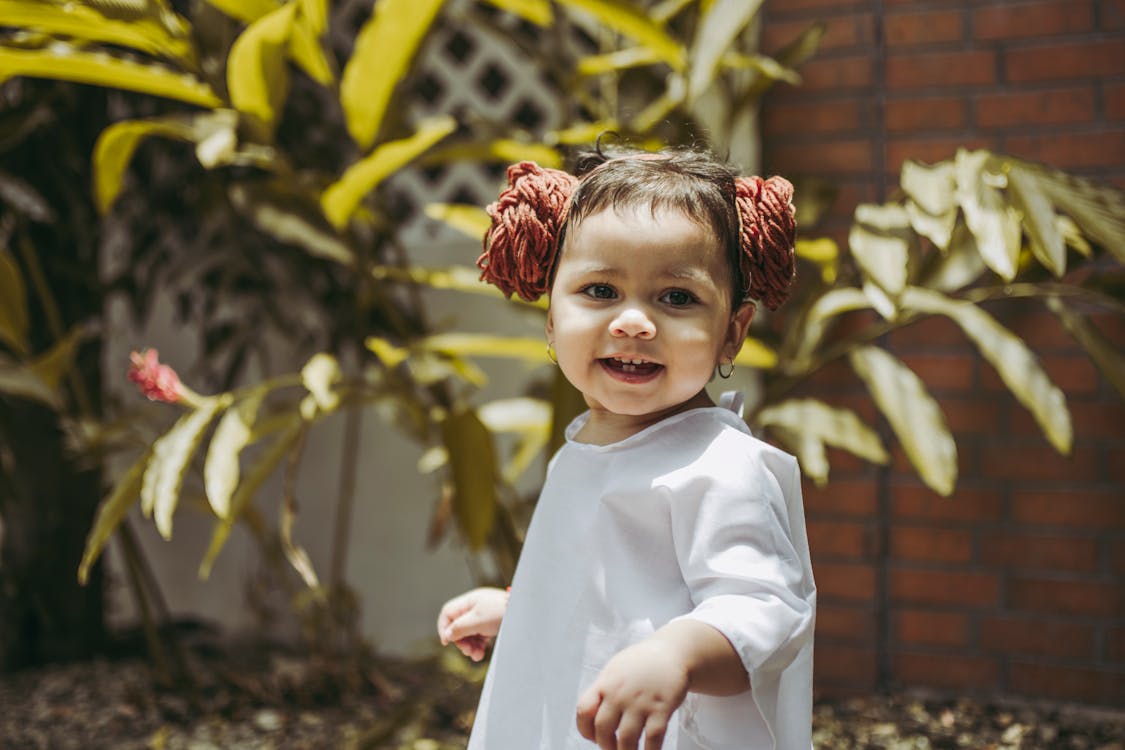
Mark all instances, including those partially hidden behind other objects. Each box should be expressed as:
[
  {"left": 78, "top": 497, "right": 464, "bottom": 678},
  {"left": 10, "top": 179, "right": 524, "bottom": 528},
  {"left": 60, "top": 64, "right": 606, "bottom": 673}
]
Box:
[
  {"left": 581, "top": 283, "right": 616, "bottom": 300},
  {"left": 660, "top": 289, "right": 697, "bottom": 307}
]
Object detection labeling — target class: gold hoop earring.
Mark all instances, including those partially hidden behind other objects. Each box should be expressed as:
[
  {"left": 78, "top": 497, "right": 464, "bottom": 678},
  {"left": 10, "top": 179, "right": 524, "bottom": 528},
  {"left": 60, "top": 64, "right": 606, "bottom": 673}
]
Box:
[
  {"left": 547, "top": 344, "right": 558, "bottom": 364},
  {"left": 717, "top": 360, "right": 734, "bottom": 379}
]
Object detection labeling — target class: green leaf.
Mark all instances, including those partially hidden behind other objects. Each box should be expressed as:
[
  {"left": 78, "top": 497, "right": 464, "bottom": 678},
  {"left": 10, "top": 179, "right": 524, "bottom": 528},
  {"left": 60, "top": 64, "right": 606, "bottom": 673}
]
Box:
[
  {"left": 227, "top": 1, "right": 296, "bottom": 135},
  {"left": 688, "top": 0, "right": 763, "bottom": 101},
  {"left": 0, "top": 0, "right": 197, "bottom": 65},
  {"left": 1006, "top": 162, "right": 1065, "bottom": 277},
  {"left": 955, "top": 148, "right": 1020, "bottom": 280},
  {"left": 203, "top": 0, "right": 279, "bottom": 24},
  {"left": 92, "top": 118, "right": 193, "bottom": 214},
  {"left": 322, "top": 115, "right": 457, "bottom": 229},
  {"left": 1047, "top": 296, "right": 1125, "bottom": 401},
  {"left": 339, "top": 0, "right": 446, "bottom": 150},
  {"left": 0, "top": 359, "right": 58, "bottom": 408},
  {"left": 0, "top": 249, "right": 29, "bottom": 355},
  {"left": 480, "top": 0, "right": 553, "bottom": 25},
  {"left": 78, "top": 451, "right": 149, "bottom": 585},
  {"left": 424, "top": 203, "right": 491, "bottom": 240},
  {"left": 199, "top": 419, "right": 303, "bottom": 579},
  {"left": 418, "top": 333, "right": 552, "bottom": 364},
  {"left": 442, "top": 408, "right": 499, "bottom": 550},
  {"left": 756, "top": 398, "right": 888, "bottom": 476},
  {"left": 300, "top": 352, "right": 341, "bottom": 412},
  {"left": 141, "top": 397, "right": 227, "bottom": 540},
  {"left": 0, "top": 46, "right": 221, "bottom": 108},
  {"left": 850, "top": 345, "right": 957, "bottom": 496},
  {"left": 204, "top": 388, "right": 266, "bottom": 520},
  {"left": 28, "top": 325, "right": 86, "bottom": 391},
  {"left": 903, "top": 287, "right": 1071, "bottom": 454}
]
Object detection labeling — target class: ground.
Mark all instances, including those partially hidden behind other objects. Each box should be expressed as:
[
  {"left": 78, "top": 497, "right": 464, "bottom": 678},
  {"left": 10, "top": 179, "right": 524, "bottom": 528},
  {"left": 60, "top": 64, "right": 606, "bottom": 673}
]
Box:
[{"left": 0, "top": 645, "right": 1122, "bottom": 749}]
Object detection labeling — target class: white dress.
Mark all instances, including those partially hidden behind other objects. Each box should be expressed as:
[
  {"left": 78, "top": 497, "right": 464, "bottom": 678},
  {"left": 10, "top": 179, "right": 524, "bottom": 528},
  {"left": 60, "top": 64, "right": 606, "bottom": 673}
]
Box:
[{"left": 467, "top": 405, "right": 816, "bottom": 749}]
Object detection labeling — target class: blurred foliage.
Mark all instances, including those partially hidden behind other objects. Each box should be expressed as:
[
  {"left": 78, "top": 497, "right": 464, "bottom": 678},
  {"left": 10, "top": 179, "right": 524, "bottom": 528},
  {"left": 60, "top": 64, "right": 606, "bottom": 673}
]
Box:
[{"left": 3, "top": 0, "right": 1122, "bottom": 676}]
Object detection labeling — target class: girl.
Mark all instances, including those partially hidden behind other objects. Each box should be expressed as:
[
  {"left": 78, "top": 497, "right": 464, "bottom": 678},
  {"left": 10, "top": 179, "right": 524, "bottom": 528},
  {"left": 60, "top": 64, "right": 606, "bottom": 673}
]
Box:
[{"left": 437, "top": 147, "right": 815, "bottom": 750}]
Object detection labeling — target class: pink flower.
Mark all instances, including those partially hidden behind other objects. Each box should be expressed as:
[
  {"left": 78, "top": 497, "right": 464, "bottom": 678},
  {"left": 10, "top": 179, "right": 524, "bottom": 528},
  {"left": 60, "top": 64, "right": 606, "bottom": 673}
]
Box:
[{"left": 128, "top": 349, "right": 184, "bottom": 404}]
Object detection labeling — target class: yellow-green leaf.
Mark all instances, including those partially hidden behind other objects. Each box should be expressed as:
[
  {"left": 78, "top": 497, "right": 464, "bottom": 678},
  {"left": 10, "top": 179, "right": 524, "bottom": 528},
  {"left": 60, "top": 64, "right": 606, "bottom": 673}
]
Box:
[
  {"left": 767, "top": 424, "right": 829, "bottom": 486},
  {"left": 227, "top": 1, "right": 296, "bottom": 134},
  {"left": 423, "top": 140, "right": 563, "bottom": 169},
  {"left": 557, "top": 0, "right": 685, "bottom": 70},
  {"left": 369, "top": 263, "right": 513, "bottom": 302},
  {"left": 0, "top": 249, "right": 28, "bottom": 355},
  {"left": 339, "top": 0, "right": 446, "bottom": 150},
  {"left": 757, "top": 398, "right": 888, "bottom": 470},
  {"left": 425, "top": 203, "right": 491, "bottom": 240},
  {"left": 478, "top": 397, "right": 552, "bottom": 483},
  {"left": 733, "top": 336, "right": 777, "bottom": 369},
  {"left": 688, "top": 0, "right": 763, "bottom": 101},
  {"left": 322, "top": 115, "right": 457, "bottom": 229},
  {"left": 204, "top": 388, "right": 266, "bottom": 519},
  {"left": 141, "top": 397, "right": 227, "bottom": 540},
  {"left": 418, "top": 333, "right": 552, "bottom": 364},
  {"left": 78, "top": 451, "right": 149, "bottom": 584},
  {"left": 366, "top": 336, "right": 410, "bottom": 368},
  {"left": 0, "top": 359, "right": 59, "bottom": 408},
  {"left": 903, "top": 287, "right": 1071, "bottom": 454},
  {"left": 1047, "top": 295, "right": 1125, "bottom": 401},
  {"left": 227, "top": 183, "right": 356, "bottom": 265},
  {"left": 297, "top": 0, "right": 328, "bottom": 34},
  {"left": 0, "top": 46, "right": 220, "bottom": 108},
  {"left": 577, "top": 47, "right": 662, "bottom": 76},
  {"left": 0, "top": 0, "right": 196, "bottom": 65},
  {"left": 788, "top": 287, "right": 871, "bottom": 371},
  {"left": 203, "top": 0, "right": 279, "bottom": 24},
  {"left": 795, "top": 237, "right": 839, "bottom": 284},
  {"left": 199, "top": 419, "right": 303, "bottom": 579},
  {"left": 300, "top": 352, "right": 341, "bottom": 412},
  {"left": 28, "top": 325, "right": 86, "bottom": 391},
  {"left": 92, "top": 118, "right": 193, "bottom": 214},
  {"left": 901, "top": 159, "right": 957, "bottom": 250},
  {"left": 850, "top": 203, "right": 910, "bottom": 295},
  {"left": 955, "top": 148, "right": 1021, "bottom": 280},
  {"left": 480, "top": 0, "right": 553, "bottom": 25},
  {"left": 288, "top": 1, "right": 334, "bottom": 86},
  {"left": 547, "top": 120, "right": 621, "bottom": 146},
  {"left": 442, "top": 408, "right": 499, "bottom": 550},
  {"left": 850, "top": 345, "right": 957, "bottom": 496},
  {"left": 1007, "top": 162, "right": 1066, "bottom": 277}
]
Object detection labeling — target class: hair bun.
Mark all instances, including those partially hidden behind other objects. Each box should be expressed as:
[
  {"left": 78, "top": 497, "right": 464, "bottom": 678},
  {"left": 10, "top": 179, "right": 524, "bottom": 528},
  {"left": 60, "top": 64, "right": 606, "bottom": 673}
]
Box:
[
  {"left": 735, "top": 175, "right": 797, "bottom": 310},
  {"left": 477, "top": 161, "right": 579, "bottom": 301}
]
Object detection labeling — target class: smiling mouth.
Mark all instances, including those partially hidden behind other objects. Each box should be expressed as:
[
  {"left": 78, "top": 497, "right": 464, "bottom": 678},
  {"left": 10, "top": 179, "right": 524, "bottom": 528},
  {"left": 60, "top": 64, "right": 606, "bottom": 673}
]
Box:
[{"left": 601, "top": 357, "right": 663, "bottom": 377}]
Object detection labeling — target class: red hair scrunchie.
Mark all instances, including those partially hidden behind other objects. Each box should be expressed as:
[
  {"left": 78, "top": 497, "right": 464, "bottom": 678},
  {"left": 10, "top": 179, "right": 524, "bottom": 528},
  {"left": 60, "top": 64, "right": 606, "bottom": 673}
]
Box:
[
  {"left": 477, "top": 161, "right": 578, "bottom": 302},
  {"left": 735, "top": 175, "right": 797, "bottom": 311}
]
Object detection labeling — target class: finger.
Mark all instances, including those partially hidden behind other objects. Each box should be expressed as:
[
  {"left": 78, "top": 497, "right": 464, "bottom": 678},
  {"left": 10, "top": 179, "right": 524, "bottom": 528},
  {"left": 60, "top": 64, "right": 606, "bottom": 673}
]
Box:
[
  {"left": 444, "top": 610, "right": 487, "bottom": 643},
  {"left": 575, "top": 687, "right": 601, "bottom": 742},
  {"left": 594, "top": 699, "right": 624, "bottom": 750},
  {"left": 643, "top": 716, "right": 668, "bottom": 750},
  {"left": 614, "top": 711, "right": 644, "bottom": 750}
]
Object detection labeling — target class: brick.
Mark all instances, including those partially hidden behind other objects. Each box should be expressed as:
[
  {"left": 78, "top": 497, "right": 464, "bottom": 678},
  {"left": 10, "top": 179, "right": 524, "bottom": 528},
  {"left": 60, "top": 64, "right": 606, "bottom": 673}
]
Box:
[
  {"left": 813, "top": 643, "right": 878, "bottom": 685},
  {"left": 1105, "top": 0, "right": 1125, "bottom": 30},
  {"left": 979, "top": 443, "right": 1096, "bottom": 482},
  {"left": 1008, "top": 662, "right": 1125, "bottom": 705},
  {"left": 887, "top": 315, "right": 965, "bottom": 348},
  {"left": 1008, "top": 577, "right": 1125, "bottom": 617},
  {"left": 892, "top": 484, "right": 1003, "bottom": 523},
  {"left": 1108, "top": 83, "right": 1125, "bottom": 121},
  {"left": 798, "top": 55, "right": 876, "bottom": 91},
  {"left": 894, "top": 652, "right": 1000, "bottom": 690},
  {"left": 1010, "top": 489, "right": 1125, "bottom": 528},
  {"left": 890, "top": 442, "right": 971, "bottom": 480},
  {"left": 895, "top": 609, "right": 969, "bottom": 647},
  {"left": 885, "top": 10, "right": 964, "bottom": 47},
  {"left": 1004, "top": 130, "right": 1125, "bottom": 171},
  {"left": 891, "top": 526, "right": 973, "bottom": 563},
  {"left": 886, "top": 135, "right": 994, "bottom": 174},
  {"left": 979, "top": 532, "right": 1100, "bottom": 572},
  {"left": 762, "top": 14, "right": 875, "bottom": 52},
  {"left": 813, "top": 561, "right": 878, "bottom": 602},
  {"left": 979, "top": 615, "right": 1095, "bottom": 658},
  {"left": 896, "top": 352, "right": 976, "bottom": 391},
  {"left": 771, "top": 138, "right": 874, "bottom": 175},
  {"left": 973, "top": 1, "right": 1094, "bottom": 40},
  {"left": 1108, "top": 626, "right": 1125, "bottom": 662},
  {"left": 1010, "top": 401, "right": 1125, "bottom": 440},
  {"left": 1006, "top": 39, "right": 1125, "bottom": 83},
  {"left": 816, "top": 603, "right": 877, "bottom": 641},
  {"left": 803, "top": 477, "right": 879, "bottom": 517},
  {"left": 764, "top": 0, "right": 869, "bottom": 12},
  {"left": 1088, "top": 312, "right": 1125, "bottom": 348},
  {"left": 886, "top": 95, "right": 967, "bottom": 132},
  {"left": 980, "top": 353, "right": 1100, "bottom": 395},
  {"left": 995, "top": 308, "right": 1077, "bottom": 350},
  {"left": 887, "top": 50, "right": 997, "bottom": 88},
  {"left": 975, "top": 87, "right": 1098, "bottom": 128},
  {"left": 890, "top": 568, "right": 1000, "bottom": 607},
  {"left": 762, "top": 99, "right": 864, "bottom": 136},
  {"left": 807, "top": 520, "right": 878, "bottom": 559},
  {"left": 1110, "top": 446, "right": 1125, "bottom": 484},
  {"left": 935, "top": 398, "right": 1003, "bottom": 436}
]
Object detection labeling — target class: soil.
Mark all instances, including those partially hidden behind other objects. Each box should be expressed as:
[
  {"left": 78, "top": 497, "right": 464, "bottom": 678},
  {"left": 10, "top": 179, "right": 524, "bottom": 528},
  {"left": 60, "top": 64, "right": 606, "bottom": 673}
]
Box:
[{"left": 0, "top": 645, "right": 1122, "bottom": 750}]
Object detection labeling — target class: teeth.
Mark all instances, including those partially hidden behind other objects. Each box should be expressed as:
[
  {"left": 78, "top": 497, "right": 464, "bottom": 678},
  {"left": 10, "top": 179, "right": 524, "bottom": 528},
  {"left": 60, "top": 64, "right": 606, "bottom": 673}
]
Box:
[{"left": 613, "top": 357, "right": 647, "bottom": 365}]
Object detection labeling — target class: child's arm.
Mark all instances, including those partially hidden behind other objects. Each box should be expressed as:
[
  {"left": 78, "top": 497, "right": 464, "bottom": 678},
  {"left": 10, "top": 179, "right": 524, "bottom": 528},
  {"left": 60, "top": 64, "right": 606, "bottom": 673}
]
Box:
[
  {"left": 437, "top": 587, "right": 509, "bottom": 662},
  {"left": 575, "top": 620, "right": 746, "bottom": 750}
]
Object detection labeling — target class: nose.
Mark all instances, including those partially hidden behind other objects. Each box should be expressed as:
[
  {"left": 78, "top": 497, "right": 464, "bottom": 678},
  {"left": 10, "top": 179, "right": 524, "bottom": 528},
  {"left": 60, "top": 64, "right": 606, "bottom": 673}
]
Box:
[{"left": 610, "top": 307, "right": 656, "bottom": 339}]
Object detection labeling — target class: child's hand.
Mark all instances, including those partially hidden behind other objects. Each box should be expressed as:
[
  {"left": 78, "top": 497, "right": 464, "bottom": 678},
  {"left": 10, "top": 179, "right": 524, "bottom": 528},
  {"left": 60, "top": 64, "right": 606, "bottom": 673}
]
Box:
[
  {"left": 575, "top": 639, "right": 689, "bottom": 750},
  {"left": 436, "top": 586, "right": 509, "bottom": 662}
]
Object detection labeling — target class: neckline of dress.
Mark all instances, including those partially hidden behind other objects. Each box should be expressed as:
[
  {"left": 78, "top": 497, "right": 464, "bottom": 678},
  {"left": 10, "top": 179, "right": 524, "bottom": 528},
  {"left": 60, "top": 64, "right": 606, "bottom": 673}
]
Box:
[{"left": 563, "top": 403, "right": 745, "bottom": 452}]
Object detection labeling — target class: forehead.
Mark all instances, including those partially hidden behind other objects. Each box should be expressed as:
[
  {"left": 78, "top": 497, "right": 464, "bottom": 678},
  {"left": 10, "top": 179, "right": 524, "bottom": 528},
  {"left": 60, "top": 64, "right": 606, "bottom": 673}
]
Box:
[{"left": 560, "top": 205, "right": 729, "bottom": 279}]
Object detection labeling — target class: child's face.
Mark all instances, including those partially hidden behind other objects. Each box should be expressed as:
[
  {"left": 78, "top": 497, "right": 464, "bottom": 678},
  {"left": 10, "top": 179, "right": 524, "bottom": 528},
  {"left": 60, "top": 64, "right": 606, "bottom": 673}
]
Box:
[{"left": 547, "top": 205, "right": 754, "bottom": 427}]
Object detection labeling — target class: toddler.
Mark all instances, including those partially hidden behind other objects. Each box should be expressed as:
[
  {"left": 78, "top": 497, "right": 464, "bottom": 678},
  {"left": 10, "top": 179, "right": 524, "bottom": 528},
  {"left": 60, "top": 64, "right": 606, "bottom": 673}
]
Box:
[{"left": 437, "top": 147, "right": 815, "bottom": 749}]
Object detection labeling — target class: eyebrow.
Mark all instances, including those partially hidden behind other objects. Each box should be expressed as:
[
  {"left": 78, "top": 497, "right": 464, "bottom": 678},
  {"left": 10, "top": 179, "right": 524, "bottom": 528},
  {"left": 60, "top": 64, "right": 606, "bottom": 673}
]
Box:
[{"left": 568, "top": 263, "right": 714, "bottom": 285}]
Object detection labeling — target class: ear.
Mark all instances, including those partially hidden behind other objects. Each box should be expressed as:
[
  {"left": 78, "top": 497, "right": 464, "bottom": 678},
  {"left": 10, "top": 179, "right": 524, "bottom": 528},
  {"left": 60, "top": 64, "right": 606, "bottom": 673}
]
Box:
[
  {"left": 721, "top": 301, "right": 756, "bottom": 362},
  {"left": 545, "top": 305, "right": 555, "bottom": 344}
]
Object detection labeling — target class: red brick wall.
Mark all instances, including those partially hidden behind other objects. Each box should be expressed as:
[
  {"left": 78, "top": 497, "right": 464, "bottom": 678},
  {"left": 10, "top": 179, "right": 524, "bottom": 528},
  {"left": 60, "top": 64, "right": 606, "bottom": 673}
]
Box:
[{"left": 760, "top": 0, "right": 1125, "bottom": 705}]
